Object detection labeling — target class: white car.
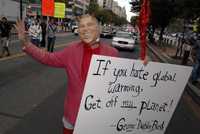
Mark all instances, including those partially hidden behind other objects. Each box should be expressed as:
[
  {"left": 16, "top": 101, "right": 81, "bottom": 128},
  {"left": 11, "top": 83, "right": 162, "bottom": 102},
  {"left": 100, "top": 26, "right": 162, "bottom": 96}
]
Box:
[
  {"left": 112, "top": 31, "right": 135, "bottom": 50},
  {"left": 74, "top": 28, "right": 78, "bottom": 35},
  {"left": 100, "top": 30, "right": 113, "bottom": 38},
  {"left": 132, "top": 32, "right": 139, "bottom": 44}
]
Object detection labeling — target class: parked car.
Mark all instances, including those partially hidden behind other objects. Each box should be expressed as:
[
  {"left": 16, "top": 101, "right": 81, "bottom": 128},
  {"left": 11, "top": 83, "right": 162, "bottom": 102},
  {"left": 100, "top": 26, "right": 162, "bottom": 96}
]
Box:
[
  {"left": 100, "top": 30, "right": 113, "bottom": 38},
  {"left": 74, "top": 27, "right": 78, "bottom": 35},
  {"left": 70, "top": 21, "right": 78, "bottom": 32},
  {"left": 132, "top": 32, "right": 138, "bottom": 44},
  {"left": 72, "top": 25, "right": 78, "bottom": 33},
  {"left": 112, "top": 31, "right": 135, "bottom": 50}
]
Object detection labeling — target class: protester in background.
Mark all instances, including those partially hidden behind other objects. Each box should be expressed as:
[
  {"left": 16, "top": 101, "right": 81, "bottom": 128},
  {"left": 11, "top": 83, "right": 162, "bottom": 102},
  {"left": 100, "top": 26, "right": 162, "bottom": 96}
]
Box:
[
  {"left": 191, "top": 38, "right": 200, "bottom": 85},
  {"left": 0, "top": 17, "right": 12, "bottom": 57},
  {"left": 47, "top": 18, "right": 57, "bottom": 52},
  {"left": 28, "top": 19, "right": 42, "bottom": 47},
  {"left": 40, "top": 18, "right": 47, "bottom": 48},
  {"left": 181, "top": 39, "right": 192, "bottom": 65},
  {"left": 28, "top": 17, "right": 33, "bottom": 29},
  {"left": 24, "top": 17, "right": 28, "bottom": 31},
  {"left": 64, "top": 21, "right": 68, "bottom": 32}
]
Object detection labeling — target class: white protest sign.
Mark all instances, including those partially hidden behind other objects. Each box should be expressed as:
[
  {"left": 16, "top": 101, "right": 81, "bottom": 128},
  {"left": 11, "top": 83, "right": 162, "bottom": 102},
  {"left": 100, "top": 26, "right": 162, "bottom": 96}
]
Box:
[{"left": 73, "top": 55, "right": 192, "bottom": 134}]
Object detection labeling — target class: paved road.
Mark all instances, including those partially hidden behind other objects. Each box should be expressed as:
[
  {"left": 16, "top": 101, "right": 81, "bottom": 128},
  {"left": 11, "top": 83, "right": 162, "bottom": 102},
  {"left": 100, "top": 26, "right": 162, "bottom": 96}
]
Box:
[
  {"left": 2, "top": 33, "right": 77, "bottom": 56},
  {"left": 0, "top": 34, "right": 199, "bottom": 134}
]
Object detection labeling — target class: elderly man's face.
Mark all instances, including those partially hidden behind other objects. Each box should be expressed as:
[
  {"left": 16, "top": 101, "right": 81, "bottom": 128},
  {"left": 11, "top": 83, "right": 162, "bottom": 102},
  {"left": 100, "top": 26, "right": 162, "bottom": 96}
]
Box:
[{"left": 78, "top": 16, "right": 99, "bottom": 46}]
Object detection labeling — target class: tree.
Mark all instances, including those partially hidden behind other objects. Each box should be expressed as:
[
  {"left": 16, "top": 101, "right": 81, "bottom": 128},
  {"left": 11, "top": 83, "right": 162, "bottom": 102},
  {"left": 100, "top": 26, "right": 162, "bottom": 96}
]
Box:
[
  {"left": 93, "top": 8, "right": 126, "bottom": 26},
  {"left": 86, "top": 0, "right": 127, "bottom": 26},
  {"left": 87, "top": 0, "right": 99, "bottom": 15},
  {"left": 72, "top": 6, "right": 78, "bottom": 16},
  {"left": 150, "top": 0, "right": 176, "bottom": 41},
  {"left": 130, "top": 0, "right": 141, "bottom": 13},
  {"left": 175, "top": 0, "right": 200, "bottom": 20},
  {"left": 95, "top": 8, "right": 110, "bottom": 24},
  {"left": 130, "top": 16, "right": 138, "bottom": 26}
]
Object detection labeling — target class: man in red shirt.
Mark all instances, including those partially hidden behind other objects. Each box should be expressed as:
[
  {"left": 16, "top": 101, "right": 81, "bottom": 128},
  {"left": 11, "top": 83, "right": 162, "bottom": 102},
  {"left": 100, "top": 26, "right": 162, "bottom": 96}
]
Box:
[
  {"left": 15, "top": 13, "right": 148, "bottom": 134},
  {"left": 15, "top": 14, "right": 118, "bottom": 134}
]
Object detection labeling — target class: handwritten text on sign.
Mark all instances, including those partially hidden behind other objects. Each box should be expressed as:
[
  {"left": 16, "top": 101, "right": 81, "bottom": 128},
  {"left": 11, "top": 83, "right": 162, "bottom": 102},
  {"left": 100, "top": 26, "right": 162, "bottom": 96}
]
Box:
[{"left": 73, "top": 55, "right": 192, "bottom": 134}]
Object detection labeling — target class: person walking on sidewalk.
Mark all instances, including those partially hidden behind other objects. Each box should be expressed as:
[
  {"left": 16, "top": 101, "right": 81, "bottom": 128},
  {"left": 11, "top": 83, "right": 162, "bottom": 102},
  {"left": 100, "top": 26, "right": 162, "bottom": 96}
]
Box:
[
  {"left": 15, "top": 14, "right": 148, "bottom": 134},
  {"left": 0, "top": 17, "right": 12, "bottom": 57},
  {"left": 191, "top": 38, "right": 200, "bottom": 85},
  {"left": 28, "top": 19, "right": 42, "bottom": 47},
  {"left": 47, "top": 18, "right": 57, "bottom": 52},
  {"left": 40, "top": 18, "right": 47, "bottom": 48},
  {"left": 181, "top": 39, "right": 192, "bottom": 65}
]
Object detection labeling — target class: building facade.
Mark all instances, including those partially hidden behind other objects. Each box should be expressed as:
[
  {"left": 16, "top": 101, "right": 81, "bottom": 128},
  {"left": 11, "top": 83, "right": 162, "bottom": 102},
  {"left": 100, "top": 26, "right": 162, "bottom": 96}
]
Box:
[
  {"left": 97, "top": 0, "right": 127, "bottom": 19},
  {"left": 20, "top": 0, "right": 90, "bottom": 20},
  {"left": 67, "top": 0, "right": 90, "bottom": 19}
]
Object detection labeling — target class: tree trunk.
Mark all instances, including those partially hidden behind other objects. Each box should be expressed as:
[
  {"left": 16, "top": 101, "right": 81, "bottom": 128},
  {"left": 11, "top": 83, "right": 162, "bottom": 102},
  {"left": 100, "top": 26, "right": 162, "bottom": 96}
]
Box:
[
  {"left": 179, "top": 19, "right": 186, "bottom": 57},
  {"left": 174, "top": 19, "right": 185, "bottom": 58}
]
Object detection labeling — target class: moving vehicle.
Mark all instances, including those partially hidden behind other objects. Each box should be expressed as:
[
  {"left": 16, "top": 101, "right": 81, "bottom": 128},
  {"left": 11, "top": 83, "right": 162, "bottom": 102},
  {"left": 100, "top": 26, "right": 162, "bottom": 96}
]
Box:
[
  {"left": 132, "top": 32, "right": 138, "bottom": 44},
  {"left": 100, "top": 25, "right": 113, "bottom": 38},
  {"left": 112, "top": 31, "right": 135, "bottom": 50},
  {"left": 74, "top": 27, "right": 78, "bottom": 35},
  {"left": 70, "top": 21, "right": 78, "bottom": 32},
  {"left": 100, "top": 30, "right": 113, "bottom": 38}
]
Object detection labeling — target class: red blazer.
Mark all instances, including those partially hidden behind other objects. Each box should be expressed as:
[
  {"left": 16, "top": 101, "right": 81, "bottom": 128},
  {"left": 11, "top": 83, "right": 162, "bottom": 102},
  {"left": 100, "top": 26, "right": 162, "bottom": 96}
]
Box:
[{"left": 23, "top": 40, "right": 119, "bottom": 125}]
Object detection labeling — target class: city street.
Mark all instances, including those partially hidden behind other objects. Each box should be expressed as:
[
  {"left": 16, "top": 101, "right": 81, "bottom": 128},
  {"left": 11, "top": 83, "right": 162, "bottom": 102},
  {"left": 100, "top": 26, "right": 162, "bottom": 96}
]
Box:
[
  {"left": 0, "top": 33, "right": 199, "bottom": 134},
  {"left": 0, "top": 0, "right": 199, "bottom": 133},
  {"left": 0, "top": 33, "right": 139, "bottom": 134}
]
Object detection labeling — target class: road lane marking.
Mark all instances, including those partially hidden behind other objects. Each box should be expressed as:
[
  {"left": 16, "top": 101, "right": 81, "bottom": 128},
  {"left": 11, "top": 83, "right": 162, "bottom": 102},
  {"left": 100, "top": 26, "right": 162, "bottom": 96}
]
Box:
[
  {"left": 0, "top": 112, "right": 23, "bottom": 119},
  {"left": 0, "top": 43, "right": 67, "bottom": 62}
]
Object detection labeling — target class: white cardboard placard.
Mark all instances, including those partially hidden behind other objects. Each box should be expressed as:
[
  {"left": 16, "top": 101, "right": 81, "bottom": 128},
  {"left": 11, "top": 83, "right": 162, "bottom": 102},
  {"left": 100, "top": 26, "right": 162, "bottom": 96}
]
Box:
[{"left": 73, "top": 55, "right": 192, "bottom": 134}]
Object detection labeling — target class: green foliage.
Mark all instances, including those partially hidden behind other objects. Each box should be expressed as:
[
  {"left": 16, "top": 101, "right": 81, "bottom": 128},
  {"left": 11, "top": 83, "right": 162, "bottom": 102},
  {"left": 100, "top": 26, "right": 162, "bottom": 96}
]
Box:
[
  {"left": 130, "top": 16, "right": 138, "bottom": 26},
  {"left": 87, "top": 1, "right": 127, "bottom": 26},
  {"left": 174, "top": 0, "right": 200, "bottom": 19},
  {"left": 130, "top": 0, "right": 142, "bottom": 12},
  {"left": 148, "top": 0, "right": 176, "bottom": 40},
  {"left": 150, "top": 0, "right": 175, "bottom": 28},
  {"left": 87, "top": 0, "right": 99, "bottom": 15}
]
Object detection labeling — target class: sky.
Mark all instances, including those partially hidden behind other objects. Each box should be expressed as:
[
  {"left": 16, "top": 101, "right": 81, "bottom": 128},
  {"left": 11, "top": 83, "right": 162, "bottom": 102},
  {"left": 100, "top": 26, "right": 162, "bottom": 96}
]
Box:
[{"left": 115, "top": 0, "right": 138, "bottom": 22}]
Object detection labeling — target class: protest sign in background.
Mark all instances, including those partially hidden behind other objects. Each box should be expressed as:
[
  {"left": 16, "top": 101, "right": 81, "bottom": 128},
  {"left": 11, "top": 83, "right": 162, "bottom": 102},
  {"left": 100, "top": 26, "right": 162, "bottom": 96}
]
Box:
[
  {"left": 54, "top": 2, "right": 65, "bottom": 18},
  {"left": 73, "top": 55, "right": 192, "bottom": 134},
  {"left": 42, "top": 0, "right": 54, "bottom": 17}
]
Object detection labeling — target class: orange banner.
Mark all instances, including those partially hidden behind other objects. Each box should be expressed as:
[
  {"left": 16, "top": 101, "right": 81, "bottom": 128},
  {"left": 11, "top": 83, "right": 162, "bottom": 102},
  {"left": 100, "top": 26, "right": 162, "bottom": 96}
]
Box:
[{"left": 42, "top": 0, "right": 54, "bottom": 16}]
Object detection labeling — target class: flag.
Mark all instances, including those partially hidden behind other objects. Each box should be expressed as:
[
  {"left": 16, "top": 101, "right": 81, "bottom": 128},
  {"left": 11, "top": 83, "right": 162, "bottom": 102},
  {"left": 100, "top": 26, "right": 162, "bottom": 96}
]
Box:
[
  {"left": 138, "top": 0, "right": 150, "bottom": 60},
  {"left": 42, "top": 0, "right": 54, "bottom": 17}
]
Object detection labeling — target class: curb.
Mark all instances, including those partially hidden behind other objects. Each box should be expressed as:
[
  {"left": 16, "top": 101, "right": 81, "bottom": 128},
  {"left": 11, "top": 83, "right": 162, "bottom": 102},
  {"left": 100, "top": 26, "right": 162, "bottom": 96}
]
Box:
[
  {"left": 148, "top": 44, "right": 200, "bottom": 105},
  {"left": 0, "top": 43, "right": 67, "bottom": 62}
]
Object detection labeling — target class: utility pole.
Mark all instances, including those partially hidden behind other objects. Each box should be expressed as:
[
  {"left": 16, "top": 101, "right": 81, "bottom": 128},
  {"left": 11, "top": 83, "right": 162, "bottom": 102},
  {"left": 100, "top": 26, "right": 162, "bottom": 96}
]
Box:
[{"left": 20, "top": 0, "right": 23, "bottom": 20}]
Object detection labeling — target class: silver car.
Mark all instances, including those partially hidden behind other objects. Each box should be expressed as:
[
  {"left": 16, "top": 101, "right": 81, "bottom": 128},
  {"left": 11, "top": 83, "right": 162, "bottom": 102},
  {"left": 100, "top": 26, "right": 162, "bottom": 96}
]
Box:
[{"left": 112, "top": 31, "right": 135, "bottom": 50}]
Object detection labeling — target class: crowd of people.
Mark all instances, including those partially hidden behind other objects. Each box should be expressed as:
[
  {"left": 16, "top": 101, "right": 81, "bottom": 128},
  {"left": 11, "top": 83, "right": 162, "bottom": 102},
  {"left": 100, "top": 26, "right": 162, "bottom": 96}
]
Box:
[
  {"left": 176, "top": 31, "right": 200, "bottom": 85},
  {"left": 24, "top": 17, "right": 58, "bottom": 52},
  {"left": 189, "top": 35, "right": 200, "bottom": 84},
  {"left": 0, "top": 16, "right": 65, "bottom": 58}
]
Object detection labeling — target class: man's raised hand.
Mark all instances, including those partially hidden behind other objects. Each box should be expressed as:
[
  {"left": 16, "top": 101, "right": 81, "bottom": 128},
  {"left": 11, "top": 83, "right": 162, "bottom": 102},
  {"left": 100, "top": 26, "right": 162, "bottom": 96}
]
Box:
[{"left": 14, "top": 19, "right": 28, "bottom": 46}]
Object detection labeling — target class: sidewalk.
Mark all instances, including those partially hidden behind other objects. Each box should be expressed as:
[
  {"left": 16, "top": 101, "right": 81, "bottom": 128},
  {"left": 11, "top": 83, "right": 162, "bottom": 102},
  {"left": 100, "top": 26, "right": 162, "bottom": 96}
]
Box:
[
  {"left": 148, "top": 42, "right": 200, "bottom": 105},
  {"left": 0, "top": 32, "right": 71, "bottom": 58}
]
